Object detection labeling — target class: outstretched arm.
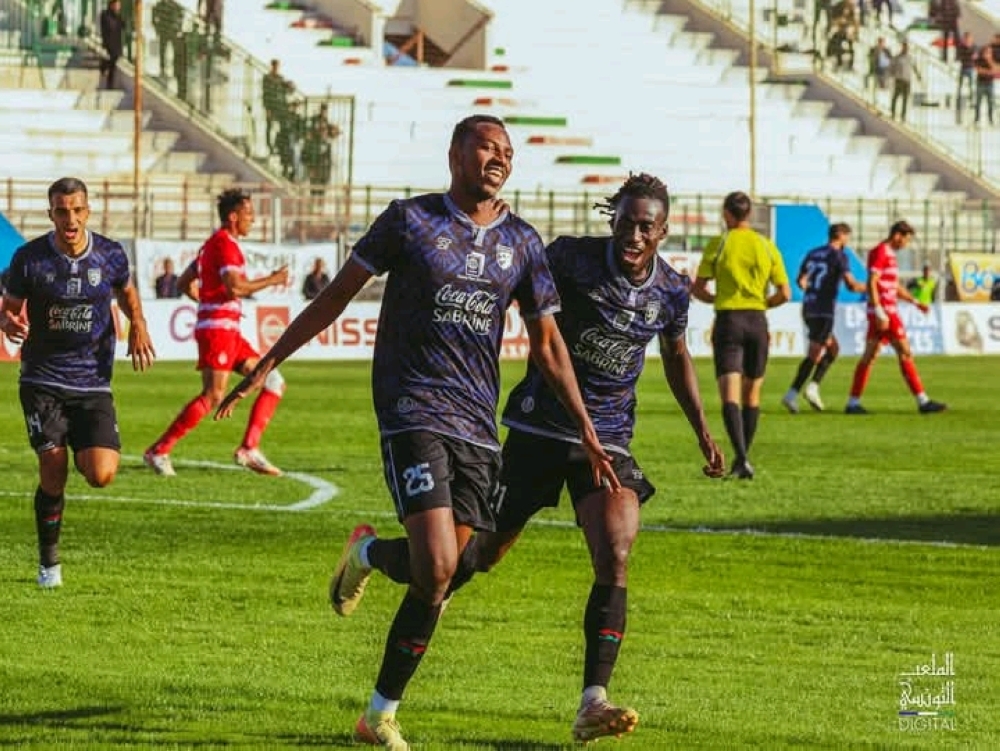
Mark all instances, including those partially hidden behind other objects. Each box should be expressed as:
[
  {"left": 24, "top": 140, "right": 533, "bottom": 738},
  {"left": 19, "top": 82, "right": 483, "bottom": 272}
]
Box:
[
  {"left": 215, "top": 258, "right": 372, "bottom": 418},
  {"left": 659, "top": 332, "right": 725, "bottom": 477},
  {"left": 525, "top": 314, "right": 620, "bottom": 491}
]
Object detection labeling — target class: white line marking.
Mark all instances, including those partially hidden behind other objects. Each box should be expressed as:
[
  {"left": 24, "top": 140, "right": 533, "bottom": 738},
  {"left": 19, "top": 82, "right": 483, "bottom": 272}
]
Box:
[{"left": 0, "top": 456, "right": 339, "bottom": 512}]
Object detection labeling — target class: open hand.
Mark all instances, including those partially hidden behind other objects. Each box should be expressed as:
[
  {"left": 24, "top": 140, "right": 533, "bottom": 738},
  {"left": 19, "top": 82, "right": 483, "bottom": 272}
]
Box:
[{"left": 215, "top": 360, "right": 273, "bottom": 420}]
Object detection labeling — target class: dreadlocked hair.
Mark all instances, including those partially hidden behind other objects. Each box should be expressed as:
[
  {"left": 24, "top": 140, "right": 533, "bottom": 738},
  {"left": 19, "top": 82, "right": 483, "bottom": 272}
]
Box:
[{"left": 593, "top": 172, "right": 671, "bottom": 225}]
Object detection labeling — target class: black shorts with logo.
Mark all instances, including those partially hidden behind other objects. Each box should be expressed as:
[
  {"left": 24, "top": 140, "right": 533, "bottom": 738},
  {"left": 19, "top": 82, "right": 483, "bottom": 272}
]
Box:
[
  {"left": 380, "top": 429, "right": 501, "bottom": 531},
  {"left": 804, "top": 314, "right": 835, "bottom": 345},
  {"left": 19, "top": 382, "right": 121, "bottom": 454},
  {"left": 712, "top": 309, "right": 770, "bottom": 379},
  {"left": 493, "top": 429, "right": 656, "bottom": 532}
]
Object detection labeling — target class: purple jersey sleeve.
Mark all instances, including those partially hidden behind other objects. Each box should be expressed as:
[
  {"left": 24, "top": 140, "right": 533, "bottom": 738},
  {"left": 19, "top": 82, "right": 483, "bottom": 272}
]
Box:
[{"left": 350, "top": 200, "right": 406, "bottom": 277}]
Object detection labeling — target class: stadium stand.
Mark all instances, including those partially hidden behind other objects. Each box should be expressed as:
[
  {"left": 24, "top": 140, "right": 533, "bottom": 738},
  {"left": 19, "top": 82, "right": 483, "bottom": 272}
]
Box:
[{"left": 0, "top": 0, "right": 997, "bottom": 259}]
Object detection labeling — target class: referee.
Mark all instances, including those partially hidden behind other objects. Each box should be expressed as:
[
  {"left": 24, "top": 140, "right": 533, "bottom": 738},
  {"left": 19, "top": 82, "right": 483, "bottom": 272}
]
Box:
[{"left": 691, "top": 192, "right": 791, "bottom": 479}]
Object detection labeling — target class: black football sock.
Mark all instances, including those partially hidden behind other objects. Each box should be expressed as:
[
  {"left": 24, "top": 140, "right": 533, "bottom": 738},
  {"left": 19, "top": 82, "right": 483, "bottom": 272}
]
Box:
[
  {"left": 742, "top": 406, "right": 760, "bottom": 453},
  {"left": 583, "top": 584, "right": 627, "bottom": 691},
  {"left": 374, "top": 591, "right": 442, "bottom": 701},
  {"left": 34, "top": 486, "right": 65, "bottom": 568},
  {"left": 721, "top": 402, "right": 747, "bottom": 464},
  {"left": 790, "top": 357, "right": 815, "bottom": 391},
  {"left": 812, "top": 350, "right": 837, "bottom": 384},
  {"left": 367, "top": 537, "right": 411, "bottom": 584},
  {"left": 444, "top": 535, "right": 480, "bottom": 596}
]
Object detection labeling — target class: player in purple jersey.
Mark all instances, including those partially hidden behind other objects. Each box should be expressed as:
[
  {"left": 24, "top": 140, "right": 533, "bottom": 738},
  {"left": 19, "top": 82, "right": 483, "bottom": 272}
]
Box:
[
  {"left": 214, "top": 115, "right": 618, "bottom": 751},
  {"left": 0, "top": 177, "right": 155, "bottom": 589},
  {"left": 328, "top": 174, "right": 725, "bottom": 744},
  {"left": 781, "top": 223, "right": 865, "bottom": 413}
]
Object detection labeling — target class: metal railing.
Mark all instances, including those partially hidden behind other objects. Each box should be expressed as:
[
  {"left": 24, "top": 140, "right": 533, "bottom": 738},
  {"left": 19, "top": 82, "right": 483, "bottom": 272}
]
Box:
[
  {"left": 1, "top": 176, "right": 995, "bottom": 268},
  {"left": 0, "top": 0, "right": 356, "bottom": 194},
  {"left": 678, "top": 0, "right": 1000, "bottom": 188}
]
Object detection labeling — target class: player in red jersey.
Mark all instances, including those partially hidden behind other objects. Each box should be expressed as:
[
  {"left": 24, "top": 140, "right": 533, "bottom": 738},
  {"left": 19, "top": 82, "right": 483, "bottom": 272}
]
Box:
[
  {"left": 144, "top": 189, "right": 290, "bottom": 475},
  {"left": 845, "top": 221, "right": 946, "bottom": 415}
]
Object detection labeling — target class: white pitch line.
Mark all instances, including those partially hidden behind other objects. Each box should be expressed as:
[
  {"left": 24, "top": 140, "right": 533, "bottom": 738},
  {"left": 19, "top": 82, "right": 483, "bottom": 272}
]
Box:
[{"left": 0, "top": 456, "right": 338, "bottom": 513}]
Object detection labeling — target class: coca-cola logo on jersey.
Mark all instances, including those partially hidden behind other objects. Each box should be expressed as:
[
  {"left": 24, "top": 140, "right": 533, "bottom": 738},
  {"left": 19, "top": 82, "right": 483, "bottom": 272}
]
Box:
[
  {"left": 572, "top": 326, "right": 643, "bottom": 376},
  {"left": 432, "top": 284, "right": 499, "bottom": 335}
]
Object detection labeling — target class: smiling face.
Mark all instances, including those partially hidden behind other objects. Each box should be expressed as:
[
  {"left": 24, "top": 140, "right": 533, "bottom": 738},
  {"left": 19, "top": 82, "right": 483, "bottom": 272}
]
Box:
[
  {"left": 48, "top": 190, "right": 91, "bottom": 255},
  {"left": 448, "top": 121, "right": 512, "bottom": 202},
  {"left": 611, "top": 195, "right": 668, "bottom": 284}
]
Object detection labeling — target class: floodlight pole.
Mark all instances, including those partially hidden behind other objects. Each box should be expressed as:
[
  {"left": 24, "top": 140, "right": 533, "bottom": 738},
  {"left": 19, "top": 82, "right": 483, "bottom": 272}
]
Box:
[
  {"left": 133, "top": 0, "right": 144, "bottom": 239},
  {"left": 748, "top": 0, "right": 758, "bottom": 200}
]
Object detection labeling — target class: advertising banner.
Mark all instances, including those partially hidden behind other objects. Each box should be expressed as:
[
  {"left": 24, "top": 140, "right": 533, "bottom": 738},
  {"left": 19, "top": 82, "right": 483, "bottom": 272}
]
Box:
[
  {"left": 134, "top": 239, "right": 340, "bottom": 301},
  {"left": 683, "top": 302, "right": 805, "bottom": 358},
  {"left": 941, "top": 303, "right": 1000, "bottom": 355},
  {"left": 833, "top": 302, "right": 944, "bottom": 356},
  {"left": 948, "top": 253, "right": 1000, "bottom": 302}
]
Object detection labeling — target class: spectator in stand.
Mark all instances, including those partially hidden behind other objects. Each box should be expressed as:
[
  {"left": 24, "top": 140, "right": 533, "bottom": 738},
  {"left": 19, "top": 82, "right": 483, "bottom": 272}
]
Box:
[
  {"left": 262, "top": 59, "right": 292, "bottom": 157},
  {"left": 956, "top": 31, "right": 978, "bottom": 125},
  {"left": 930, "top": 0, "right": 960, "bottom": 63},
  {"left": 973, "top": 45, "right": 997, "bottom": 126},
  {"left": 890, "top": 42, "right": 921, "bottom": 122},
  {"left": 152, "top": 0, "right": 184, "bottom": 80},
  {"left": 98, "top": 0, "right": 123, "bottom": 89},
  {"left": 155, "top": 257, "right": 181, "bottom": 299},
  {"left": 813, "top": 0, "right": 833, "bottom": 51},
  {"left": 867, "top": 36, "right": 892, "bottom": 90},
  {"left": 828, "top": 1, "right": 859, "bottom": 71},
  {"left": 300, "top": 258, "right": 330, "bottom": 301},
  {"left": 872, "top": 0, "right": 892, "bottom": 28},
  {"left": 198, "top": 0, "right": 224, "bottom": 37}
]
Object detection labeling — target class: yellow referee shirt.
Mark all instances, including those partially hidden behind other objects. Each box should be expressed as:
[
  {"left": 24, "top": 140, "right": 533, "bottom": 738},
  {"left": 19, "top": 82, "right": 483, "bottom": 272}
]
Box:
[{"left": 696, "top": 228, "right": 789, "bottom": 311}]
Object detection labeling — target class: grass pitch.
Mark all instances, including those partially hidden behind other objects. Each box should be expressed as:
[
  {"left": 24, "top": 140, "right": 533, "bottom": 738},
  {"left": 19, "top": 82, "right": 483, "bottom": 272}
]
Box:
[{"left": 1, "top": 356, "right": 997, "bottom": 749}]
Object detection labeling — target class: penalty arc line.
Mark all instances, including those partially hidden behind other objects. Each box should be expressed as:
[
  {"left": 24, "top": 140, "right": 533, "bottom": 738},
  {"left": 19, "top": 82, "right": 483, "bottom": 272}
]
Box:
[{"left": 0, "top": 456, "right": 339, "bottom": 512}]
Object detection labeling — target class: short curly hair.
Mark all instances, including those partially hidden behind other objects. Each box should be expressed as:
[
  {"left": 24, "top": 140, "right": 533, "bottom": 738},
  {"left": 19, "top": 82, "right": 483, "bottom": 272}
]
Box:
[{"left": 593, "top": 172, "right": 670, "bottom": 225}]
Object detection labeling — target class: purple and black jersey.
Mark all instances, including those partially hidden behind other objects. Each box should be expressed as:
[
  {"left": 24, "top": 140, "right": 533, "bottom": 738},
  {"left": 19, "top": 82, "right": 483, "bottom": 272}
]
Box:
[
  {"left": 6, "top": 231, "right": 131, "bottom": 392},
  {"left": 351, "top": 193, "right": 560, "bottom": 450},
  {"left": 502, "top": 236, "right": 690, "bottom": 452},
  {"left": 799, "top": 244, "right": 850, "bottom": 318}
]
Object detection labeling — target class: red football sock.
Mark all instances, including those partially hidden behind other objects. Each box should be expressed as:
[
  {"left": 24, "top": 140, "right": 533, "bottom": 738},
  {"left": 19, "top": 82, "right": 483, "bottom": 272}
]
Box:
[
  {"left": 153, "top": 395, "right": 211, "bottom": 454},
  {"left": 850, "top": 361, "right": 872, "bottom": 399},
  {"left": 241, "top": 390, "right": 281, "bottom": 450},
  {"left": 899, "top": 357, "right": 925, "bottom": 396}
]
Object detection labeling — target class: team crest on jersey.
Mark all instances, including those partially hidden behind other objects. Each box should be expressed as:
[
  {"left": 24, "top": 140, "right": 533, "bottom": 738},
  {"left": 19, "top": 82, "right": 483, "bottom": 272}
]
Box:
[
  {"left": 612, "top": 309, "right": 634, "bottom": 331},
  {"left": 87, "top": 268, "right": 101, "bottom": 286},
  {"left": 435, "top": 236, "right": 452, "bottom": 250},
  {"left": 495, "top": 244, "right": 513, "bottom": 270},
  {"left": 45, "top": 273, "right": 55, "bottom": 283},
  {"left": 463, "top": 251, "right": 485, "bottom": 280},
  {"left": 644, "top": 300, "right": 660, "bottom": 324}
]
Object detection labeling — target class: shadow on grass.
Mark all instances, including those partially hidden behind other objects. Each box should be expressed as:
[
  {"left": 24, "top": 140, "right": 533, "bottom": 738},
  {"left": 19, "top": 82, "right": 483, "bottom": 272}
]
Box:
[
  {"left": 0, "top": 706, "right": 124, "bottom": 726},
  {"left": 684, "top": 513, "right": 1000, "bottom": 547}
]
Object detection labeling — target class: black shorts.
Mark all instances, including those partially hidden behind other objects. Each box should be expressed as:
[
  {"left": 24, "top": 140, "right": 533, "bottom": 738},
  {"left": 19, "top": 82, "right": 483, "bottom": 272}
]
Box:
[
  {"left": 493, "top": 429, "right": 656, "bottom": 532},
  {"left": 712, "top": 310, "right": 770, "bottom": 379},
  {"left": 804, "top": 315, "right": 835, "bottom": 345},
  {"left": 380, "top": 430, "right": 501, "bottom": 532},
  {"left": 19, "top": 383, "right": 121, "bottom": 454}
]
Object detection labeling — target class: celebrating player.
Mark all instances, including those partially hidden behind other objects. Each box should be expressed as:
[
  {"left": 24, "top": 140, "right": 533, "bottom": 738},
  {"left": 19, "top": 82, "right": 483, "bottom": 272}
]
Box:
[
  {"left": 782, "top": 222, "right": 866, "bottom": 413},
  {"left": 0, "top": 177, "right": 155, "bottom": 588},
  {"left": 329, "top": 172, "right": 725, "bottom": 744},
  {"left": 214, "top": 115, "right": 618, "bottom": 751},
  {"left": 144, "top": 188, "right": 289, "bottom": 477},
  {"left": 845, "top": 221, "right": 947, "bottom": 414}
]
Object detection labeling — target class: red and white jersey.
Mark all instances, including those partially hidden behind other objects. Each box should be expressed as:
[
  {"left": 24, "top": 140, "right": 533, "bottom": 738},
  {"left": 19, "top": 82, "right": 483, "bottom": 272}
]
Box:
[
  {"left": 867, "top": 241, "right": 899, "bottom": 315},
  {"left": 195, "top": 228, "right": 244, "bottom": 331}
]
